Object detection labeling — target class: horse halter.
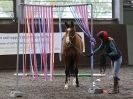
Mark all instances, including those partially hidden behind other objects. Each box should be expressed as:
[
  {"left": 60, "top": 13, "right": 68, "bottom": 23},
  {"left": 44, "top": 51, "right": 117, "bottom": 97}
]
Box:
[{"left": 65, "top": 28, "right": 76, "bottom": 47}]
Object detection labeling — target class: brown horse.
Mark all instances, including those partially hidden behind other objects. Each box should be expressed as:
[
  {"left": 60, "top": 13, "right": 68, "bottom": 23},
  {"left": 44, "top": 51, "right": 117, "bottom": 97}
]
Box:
[{"left": 62, "top": 21, "right": 83, "bottom": 89}]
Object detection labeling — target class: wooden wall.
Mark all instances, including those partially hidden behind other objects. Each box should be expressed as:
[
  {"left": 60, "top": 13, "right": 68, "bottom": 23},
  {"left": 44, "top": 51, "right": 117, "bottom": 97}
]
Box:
[{"left": 0, "top": 23, "right": 128, "bottom": 69}]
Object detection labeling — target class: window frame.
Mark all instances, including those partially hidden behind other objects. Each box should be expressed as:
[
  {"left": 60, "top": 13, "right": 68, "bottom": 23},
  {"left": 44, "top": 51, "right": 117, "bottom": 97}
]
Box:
[{"left": 0, "top": 0, "right": 15, "bottom": 19}]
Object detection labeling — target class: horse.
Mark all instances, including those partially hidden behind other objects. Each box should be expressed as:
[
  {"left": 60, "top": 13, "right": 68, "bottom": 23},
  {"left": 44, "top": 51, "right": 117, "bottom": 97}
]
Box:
[{"left": 62, "top": 21, "right": 83, "bottom": 89}]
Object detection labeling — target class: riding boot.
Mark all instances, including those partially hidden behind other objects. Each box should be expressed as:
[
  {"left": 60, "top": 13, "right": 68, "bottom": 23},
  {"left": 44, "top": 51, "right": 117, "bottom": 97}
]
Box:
[
  {"left": 109, "top": 77, "right": 120, "bottom": 94},
  {"left": 113, "top": 77, "right": 120, "bottom": 93}
]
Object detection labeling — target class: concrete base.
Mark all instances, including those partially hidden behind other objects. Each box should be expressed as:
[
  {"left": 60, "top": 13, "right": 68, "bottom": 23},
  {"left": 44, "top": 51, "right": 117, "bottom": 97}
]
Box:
[
  {"left": 9, "top": 91, "right": 23, "bottom": 98},
  {"left": 88, "top": 82, "right": 103, "bottom": 94},
  {"left": 88, "top": 87, "right": 103, "bottom": 94},
  {"left": 94, "top": 88, "right": 104, "bottom": 94}
]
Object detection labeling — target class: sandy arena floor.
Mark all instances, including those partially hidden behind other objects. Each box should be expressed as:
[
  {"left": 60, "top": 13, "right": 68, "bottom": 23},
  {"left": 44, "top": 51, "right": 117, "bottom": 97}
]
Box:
[{"left": 0, "top": 65, "right": 133, "bottom": 99}]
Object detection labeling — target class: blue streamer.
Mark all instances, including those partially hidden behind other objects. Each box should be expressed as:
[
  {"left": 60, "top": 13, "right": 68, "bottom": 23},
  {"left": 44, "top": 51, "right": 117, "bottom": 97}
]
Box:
[
  {"left": 38, "top": 6, "right": 43, "bottom": 71},
  {"left": 22, "top": 32, "right": 25, "bottom": 79},
  {"left": 22, "top": 7, "right": 26, "bottom": 79},
  {"left": 41, "top": 6, "right": 48, "bottom": 80},
  {"left": 45, "top": 7, "right": 49, "bottom": 80}
]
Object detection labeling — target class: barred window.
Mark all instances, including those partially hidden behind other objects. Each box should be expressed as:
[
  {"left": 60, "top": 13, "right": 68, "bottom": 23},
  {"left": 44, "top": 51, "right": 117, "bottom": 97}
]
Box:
[
  {"left": 0, "top": 0, "right": 14, "bottom": 18},
  {"left": 24, "top": 0, "right": 112, "bottom": 19}
]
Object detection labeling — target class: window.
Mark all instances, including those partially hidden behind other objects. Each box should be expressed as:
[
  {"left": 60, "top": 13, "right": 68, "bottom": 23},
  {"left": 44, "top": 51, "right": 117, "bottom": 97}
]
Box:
[
  {"left": 90, "top": 0, "right": 112, "bottom": 18},
  {"left": 0, "top": 0, "right": 13, "bottom": 18},
  {"left": 24, "top": 0, "right": 112, "bottom": 19}
]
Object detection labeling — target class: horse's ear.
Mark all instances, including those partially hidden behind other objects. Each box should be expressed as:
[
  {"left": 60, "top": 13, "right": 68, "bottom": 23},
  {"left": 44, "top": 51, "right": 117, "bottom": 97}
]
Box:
[
  {"left": 71, "top": 21, "right": 74, "bottom": 28},
  {"left": 65, "top": 22, "right": 69, "bottom": 28}
]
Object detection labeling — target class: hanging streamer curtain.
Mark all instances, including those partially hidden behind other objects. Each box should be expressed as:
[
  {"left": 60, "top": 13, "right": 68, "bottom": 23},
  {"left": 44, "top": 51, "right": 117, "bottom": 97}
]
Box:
[
  {"left": 24, "top": 6, "right": 35, "bottom": 79},
  {"left": 20, "top": 4, "right": 94, "bottom": 81},
  {"left": 70, "top": 5, "right": 95, "bottom": 50},
  {"left": 69, "top": 5, "right": 93, "bottom": 39},
  {"left": 25, "top": 6, "right": 38, "bottom": 80},
  {"left": 23, "top": 5, "right": 54, "bottom": 80}
]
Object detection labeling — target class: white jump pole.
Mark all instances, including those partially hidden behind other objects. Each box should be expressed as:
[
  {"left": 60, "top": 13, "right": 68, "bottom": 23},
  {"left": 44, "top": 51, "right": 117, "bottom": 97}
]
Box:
[
  {"left": 88, "top": 4, "right": 104, "bottom": 94},
  {"left": 88, "top": 3, "right": 94, "bottom": 93},
  {"left": 14, "top": 73, "right": 106, "bottom": 77}
]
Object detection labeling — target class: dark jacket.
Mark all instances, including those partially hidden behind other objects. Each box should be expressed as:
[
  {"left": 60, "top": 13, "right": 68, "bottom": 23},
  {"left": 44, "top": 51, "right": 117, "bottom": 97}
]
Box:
[{"left": 94, "top": 37, "right": 122, "bottom": 61}]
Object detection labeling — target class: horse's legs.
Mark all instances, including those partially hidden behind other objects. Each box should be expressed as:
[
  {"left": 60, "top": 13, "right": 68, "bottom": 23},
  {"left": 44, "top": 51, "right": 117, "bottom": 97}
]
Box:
[
  {"left": 64, "top": 66, "right": 69, "bottom": 89},
  {"left": 75, "top": 66, "right": 79, "bottom": 87},
  {"left": 103, "top": 64, "right": 106, "bottom": 73},
  {"left": 73, "top": 75, "right": 76, "bottom": 86},
  {"left": 72, "top": 60, "right": 79, "bottom": 87}
]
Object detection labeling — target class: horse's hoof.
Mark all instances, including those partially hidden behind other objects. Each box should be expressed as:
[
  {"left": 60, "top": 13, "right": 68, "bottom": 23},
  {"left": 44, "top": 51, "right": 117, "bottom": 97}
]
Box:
[
  {"left": 76, "top": 84, "right": 79, "bottom": 87},
  {"left": 68, "top": 79, "right": 70, "bottom": 84},
  {"left": 64, "top": 84, "right": 68, "bottom": 89},
  {"left": 73, "top": 78, "right": 76, "bottom": 86}
]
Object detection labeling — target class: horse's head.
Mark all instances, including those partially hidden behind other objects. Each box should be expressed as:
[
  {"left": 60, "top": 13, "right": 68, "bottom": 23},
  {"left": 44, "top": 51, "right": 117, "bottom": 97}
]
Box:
[{"left": 65, "top": 21, "right": 76, "bottom": 45}]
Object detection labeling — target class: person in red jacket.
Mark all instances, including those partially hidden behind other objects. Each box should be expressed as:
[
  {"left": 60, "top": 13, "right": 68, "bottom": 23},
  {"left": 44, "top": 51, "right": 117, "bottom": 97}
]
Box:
[{"left": 92, "top": 31, "right": 122, "bottom": 94}]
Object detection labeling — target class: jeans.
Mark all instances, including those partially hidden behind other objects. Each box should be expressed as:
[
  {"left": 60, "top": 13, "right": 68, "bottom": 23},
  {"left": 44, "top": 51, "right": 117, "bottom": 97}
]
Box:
[{"left": 113, "top": 56, "right": 122, "bottom": 78}]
